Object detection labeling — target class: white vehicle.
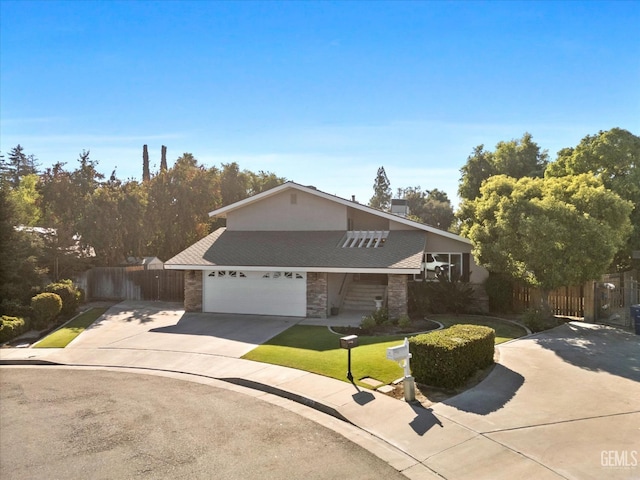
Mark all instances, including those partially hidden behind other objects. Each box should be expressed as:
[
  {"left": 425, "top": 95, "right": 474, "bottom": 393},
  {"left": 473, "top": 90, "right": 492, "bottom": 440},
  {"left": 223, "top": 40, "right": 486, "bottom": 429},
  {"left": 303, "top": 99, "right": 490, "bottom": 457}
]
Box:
[{"left": 424, "top": 253, "right": 450, "bottom": 275}]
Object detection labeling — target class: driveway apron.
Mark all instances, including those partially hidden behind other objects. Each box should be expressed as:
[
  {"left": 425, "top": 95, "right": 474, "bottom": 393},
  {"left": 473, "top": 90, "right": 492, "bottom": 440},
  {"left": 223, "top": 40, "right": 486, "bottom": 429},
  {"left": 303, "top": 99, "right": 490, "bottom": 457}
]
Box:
[{"left": 68, "top": 301, "right": 299, "bottom": 358}]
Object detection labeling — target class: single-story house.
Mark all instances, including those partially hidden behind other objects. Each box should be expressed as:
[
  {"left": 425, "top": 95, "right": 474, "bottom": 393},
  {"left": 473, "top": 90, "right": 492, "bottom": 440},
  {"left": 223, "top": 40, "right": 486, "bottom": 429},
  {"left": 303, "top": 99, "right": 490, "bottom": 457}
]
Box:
[{"left": 165, "top": 182, "right": 488, "bottom": 318}]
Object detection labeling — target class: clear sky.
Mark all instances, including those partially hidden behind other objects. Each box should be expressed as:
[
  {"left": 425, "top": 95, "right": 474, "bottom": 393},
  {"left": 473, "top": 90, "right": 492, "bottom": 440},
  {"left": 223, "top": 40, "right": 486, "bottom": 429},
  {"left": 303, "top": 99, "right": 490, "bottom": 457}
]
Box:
[{"left": 1, "top": 0, "right": 638, "bottom": 205}]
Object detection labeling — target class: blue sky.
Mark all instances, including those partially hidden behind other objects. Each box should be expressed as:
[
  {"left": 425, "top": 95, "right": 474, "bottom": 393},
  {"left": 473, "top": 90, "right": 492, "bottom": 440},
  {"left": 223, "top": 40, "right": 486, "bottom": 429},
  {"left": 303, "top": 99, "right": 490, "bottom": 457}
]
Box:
[{"left": 1, "top": 0, "right": 638, "bottom": 205}]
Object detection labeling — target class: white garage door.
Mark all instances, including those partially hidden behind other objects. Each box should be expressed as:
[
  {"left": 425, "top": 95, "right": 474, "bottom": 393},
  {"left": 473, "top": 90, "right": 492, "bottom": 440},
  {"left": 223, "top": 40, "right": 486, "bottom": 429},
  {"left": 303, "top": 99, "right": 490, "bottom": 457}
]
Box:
[{"left": 203, "top": 270, "right": 307, "bottom": 317}]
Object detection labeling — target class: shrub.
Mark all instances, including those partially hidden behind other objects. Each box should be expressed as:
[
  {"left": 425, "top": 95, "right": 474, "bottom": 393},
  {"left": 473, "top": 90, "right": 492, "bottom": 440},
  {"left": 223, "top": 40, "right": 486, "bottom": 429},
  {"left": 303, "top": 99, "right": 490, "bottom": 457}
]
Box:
[
  {"left": 484, "top": 273, "right": 514, "bottom": 313},
  {"left": 360, "top": 315, "right": 377, "bottom": 331},
  {"left": 409, "top": 324, "right": 495, "bottom": 389},
  {"left": 44, "top": 279, "right": 80, "bottom": 317},
  {"left": 409, "top": 277, "right": 477, "bottom": 315},
  {"left": 0, "top": 316, "right": 28, "bottom": 343},
  {"left": 31, "top": 293, "right": 62, "bottom": 329},
  {"left": 398, "top": 315, "right": 411, "bottom": 328},
  {"left": 0, "top": 299, "right": 33, "bottom": 319},
  {"left": 522, "top": 308, "right": 558, "bottom": 333},
  {"left": 367, "top": 307, "right": 389, "bottom": 325}
]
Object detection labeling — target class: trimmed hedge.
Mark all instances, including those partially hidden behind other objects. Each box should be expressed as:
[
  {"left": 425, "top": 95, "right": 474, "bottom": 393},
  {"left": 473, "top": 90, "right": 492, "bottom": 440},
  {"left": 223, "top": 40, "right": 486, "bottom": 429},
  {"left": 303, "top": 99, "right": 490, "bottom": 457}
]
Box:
[
  {"left": 44, "top": 280, "right": 81, "bottom": 317},
  {"left": 31, "top": 293, "right": 62, "bottom": 330},
  {"left": 409, "top": 324, "right": 495, "bottom": 389},
  {"left": 0, "top": 316, "right": 28, "bottom": 343}
]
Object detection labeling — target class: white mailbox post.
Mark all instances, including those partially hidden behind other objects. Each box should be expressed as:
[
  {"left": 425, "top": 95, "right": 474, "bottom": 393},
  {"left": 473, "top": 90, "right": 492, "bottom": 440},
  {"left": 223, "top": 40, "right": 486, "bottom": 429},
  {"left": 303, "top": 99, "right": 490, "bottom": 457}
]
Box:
[{"left": 386, "top": 337, "right": 415, "bottom": 402}]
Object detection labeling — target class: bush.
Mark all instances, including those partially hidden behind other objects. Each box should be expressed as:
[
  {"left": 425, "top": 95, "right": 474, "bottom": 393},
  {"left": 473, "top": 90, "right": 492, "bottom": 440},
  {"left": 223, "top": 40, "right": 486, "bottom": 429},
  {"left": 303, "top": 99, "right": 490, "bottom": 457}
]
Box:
[
  {"left": 409, "top": 324, "right": 495, "bottom": 389},
  {"left": 0, "top": 316, "right": 28, "bottom": 343},
  {"left": 409, "top": 277, "right": 477, "bottom": 316},
  {"left": 0, "top": 299, "right": 33, "bottom": 319},
  {"left": 364, "top": 307, "right": 389, "bottom": 325},
  {"left": 360, "top": 316, "right": 377, "bottom": 330},
  {"left": 522, "top": 309, "right": 559, "bottom": 333},
  {"left": 44, "top": 280, "right": 80, "bottom": 317},
  {"left": 398, "top": 315, "right": 411, "bottom": 328},
  {"left": 484, "top": 273, "right": 514, "bottom": 313},
  {"left": 31, "top": 293, "right": 62, "bottom": 330}
]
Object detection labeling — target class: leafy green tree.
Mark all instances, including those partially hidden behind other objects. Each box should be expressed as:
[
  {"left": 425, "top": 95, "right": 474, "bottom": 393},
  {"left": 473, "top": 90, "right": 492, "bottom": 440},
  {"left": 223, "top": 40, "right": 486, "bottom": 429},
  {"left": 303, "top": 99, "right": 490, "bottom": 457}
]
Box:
[
  {"left": 0, "top": 185, "right": 46, "bottom": 303},
  {"left": 8, "top": 173, "right": 41, "bottom": 226},
  {"left": 146, "top": 153, "right": 218, "bottom": 259},
  {"left": 458, "top": 133, "right": 548, "bottom": 202},
  {"left": 545, "top": 128, "right": 640, "bottom": 270},
  {"left": 396, "top": 187, "right": 454, "bottom": 230},
  {"left": 369, "top": 166, "right": 391, "bottom": 211},
  {"left": 458, "top": 145, "right": 495, "bottom": 202},
  {"left": 461, "top": 174, "right": 632, "bottom": 313},
  {"left": 39, "top": 151, "right": 102, "bottom": 279},
  {"left": 246, "top": 170, "right": 286, "bottom": 196}
]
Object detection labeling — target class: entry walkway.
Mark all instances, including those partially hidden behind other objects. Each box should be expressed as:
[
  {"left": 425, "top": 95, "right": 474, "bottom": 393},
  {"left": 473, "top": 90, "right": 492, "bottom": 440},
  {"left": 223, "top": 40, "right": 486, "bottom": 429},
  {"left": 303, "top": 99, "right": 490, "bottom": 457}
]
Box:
[{"left": 1, "top": 303, "right": 639, "bottom": 480}]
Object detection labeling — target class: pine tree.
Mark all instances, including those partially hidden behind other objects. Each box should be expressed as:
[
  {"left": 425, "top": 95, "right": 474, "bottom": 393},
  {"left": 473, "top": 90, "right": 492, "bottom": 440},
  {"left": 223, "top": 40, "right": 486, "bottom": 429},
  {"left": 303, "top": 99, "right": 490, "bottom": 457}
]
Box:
[{"left": 369, "top": 166, "right": 391, "bottom": 211}]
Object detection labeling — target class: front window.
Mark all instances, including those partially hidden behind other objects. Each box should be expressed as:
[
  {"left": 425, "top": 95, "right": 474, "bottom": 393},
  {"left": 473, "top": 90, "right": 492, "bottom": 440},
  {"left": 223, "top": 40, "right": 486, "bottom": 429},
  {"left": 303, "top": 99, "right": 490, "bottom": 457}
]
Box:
[{"left": 424, "top": 253, "right": 463, "bottom": 280}]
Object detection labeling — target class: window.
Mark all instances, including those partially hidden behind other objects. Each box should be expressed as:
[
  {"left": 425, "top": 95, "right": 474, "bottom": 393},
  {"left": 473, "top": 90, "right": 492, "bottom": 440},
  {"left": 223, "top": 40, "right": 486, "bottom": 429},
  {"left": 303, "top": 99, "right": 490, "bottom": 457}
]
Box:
[
  {"left": 341, "top": 230, "right": 389, "bottom": 248},
  {"left": 422, "top": 253, "right": 468, "bottom": 281}
]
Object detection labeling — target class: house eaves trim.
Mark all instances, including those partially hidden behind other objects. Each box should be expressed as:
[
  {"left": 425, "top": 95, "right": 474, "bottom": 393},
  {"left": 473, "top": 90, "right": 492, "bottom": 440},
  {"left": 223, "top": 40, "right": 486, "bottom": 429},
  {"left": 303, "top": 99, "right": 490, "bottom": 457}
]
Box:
[
  {"left": 208, "top": 181, "right": 471, "bottom": 244},
  {"left": 164, "top": 264, "right": 421, "bottom": 274}
]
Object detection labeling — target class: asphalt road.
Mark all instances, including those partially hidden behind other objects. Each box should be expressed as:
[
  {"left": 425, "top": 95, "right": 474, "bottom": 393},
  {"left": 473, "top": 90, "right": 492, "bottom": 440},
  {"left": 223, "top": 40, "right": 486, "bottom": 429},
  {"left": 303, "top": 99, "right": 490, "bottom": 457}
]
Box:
[{"left": 1, "top": 368, "right": 406, "bottom": 480}]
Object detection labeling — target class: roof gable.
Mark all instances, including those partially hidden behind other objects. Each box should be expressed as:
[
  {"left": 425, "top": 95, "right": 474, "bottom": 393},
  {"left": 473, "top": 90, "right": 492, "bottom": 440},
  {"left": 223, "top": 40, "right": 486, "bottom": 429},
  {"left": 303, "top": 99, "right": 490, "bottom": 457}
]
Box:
[{"left": 209, "top": 181, "right": 470, "bottom": 244}]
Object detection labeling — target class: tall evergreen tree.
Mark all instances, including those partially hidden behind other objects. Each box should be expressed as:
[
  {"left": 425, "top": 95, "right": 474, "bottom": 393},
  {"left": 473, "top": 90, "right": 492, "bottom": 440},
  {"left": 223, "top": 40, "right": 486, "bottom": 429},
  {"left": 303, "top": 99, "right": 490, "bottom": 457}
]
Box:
[
  {"left": 369, "top": 166, "right": 391, "bottom": 211},
  {"left": 160, "top": 145, "right": 168, "bottom": 172},
  {"left": 1, "top": 145, "right": 39, "bottom": 187},
  {"left": 142, "top": 144, "right": 150, "bottom": 182}
]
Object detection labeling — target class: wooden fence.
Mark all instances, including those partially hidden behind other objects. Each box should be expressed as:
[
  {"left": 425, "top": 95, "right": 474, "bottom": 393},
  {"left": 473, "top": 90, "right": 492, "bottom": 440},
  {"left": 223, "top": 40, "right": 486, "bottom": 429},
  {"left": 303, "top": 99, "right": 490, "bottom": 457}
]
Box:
[
  {"left": 512, "top": 270, "right": 639, "bottom": 322},
  {"left": 513, "top": 284, "right": 585, "bottom": 317},
  {"left": 77, "top": 267, "right": 184, "bottom": 302}
]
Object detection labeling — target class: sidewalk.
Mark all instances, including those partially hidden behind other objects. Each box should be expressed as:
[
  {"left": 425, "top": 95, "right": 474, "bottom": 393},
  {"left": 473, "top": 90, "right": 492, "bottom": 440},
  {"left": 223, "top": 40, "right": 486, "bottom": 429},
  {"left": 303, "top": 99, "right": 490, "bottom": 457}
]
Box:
[{"left": 2, "top": 321, "right": 639, "bottom": 480}]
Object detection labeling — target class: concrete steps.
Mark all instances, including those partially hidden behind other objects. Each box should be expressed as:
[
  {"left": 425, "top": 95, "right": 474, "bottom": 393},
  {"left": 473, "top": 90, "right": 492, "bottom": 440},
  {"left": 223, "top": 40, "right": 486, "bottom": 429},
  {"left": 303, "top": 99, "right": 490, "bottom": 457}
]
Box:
[{"left": 342, "top": 283, "right": 386, "bottom": 311}]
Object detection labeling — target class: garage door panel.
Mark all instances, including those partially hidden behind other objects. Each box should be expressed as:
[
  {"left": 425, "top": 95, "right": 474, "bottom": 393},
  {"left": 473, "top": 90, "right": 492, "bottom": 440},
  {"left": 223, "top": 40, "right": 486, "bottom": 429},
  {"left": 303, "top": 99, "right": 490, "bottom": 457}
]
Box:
[{"left": 204, "top": 271, "right": 306, "bottom": 317}]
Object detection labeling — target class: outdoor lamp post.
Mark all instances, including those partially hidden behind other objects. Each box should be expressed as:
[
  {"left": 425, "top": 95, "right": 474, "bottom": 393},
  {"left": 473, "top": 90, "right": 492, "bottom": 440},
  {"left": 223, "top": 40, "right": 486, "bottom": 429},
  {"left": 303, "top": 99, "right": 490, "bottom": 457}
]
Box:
[{"left": 339, "top": 335, "right": 358, "bottom": 383}]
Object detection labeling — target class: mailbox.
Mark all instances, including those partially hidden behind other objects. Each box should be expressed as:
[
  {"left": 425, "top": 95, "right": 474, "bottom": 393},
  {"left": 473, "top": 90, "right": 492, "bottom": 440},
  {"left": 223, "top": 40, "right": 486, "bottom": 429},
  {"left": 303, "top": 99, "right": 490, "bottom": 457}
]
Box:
[
  {"left": 386, "top": 344, "right": 409, "bottom": 361},
  {"left": 340, "top": 335, "right": 359, "bottom": 349}
]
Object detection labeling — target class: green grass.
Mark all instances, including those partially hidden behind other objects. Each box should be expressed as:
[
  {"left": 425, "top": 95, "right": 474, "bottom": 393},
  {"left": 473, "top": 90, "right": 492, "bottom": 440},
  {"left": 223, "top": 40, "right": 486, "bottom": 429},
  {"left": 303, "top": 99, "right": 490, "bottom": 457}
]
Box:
[
  {"left": 32, "top": 308, "right": 107, "bottom": 348},
  {"left": 431, "top": 315, "right": 528, "bottom": 343},
  {"left": 242, "top": 325, "right": 409, "bottom": 388},
  {"left": 243, "top": 317, "right": 528, "bottom": 387}
]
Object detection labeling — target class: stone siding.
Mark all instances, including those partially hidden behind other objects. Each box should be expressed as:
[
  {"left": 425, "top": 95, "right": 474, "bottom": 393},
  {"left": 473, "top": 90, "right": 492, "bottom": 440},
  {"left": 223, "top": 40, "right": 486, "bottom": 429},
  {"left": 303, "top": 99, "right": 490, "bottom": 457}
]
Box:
[
  {"left": 387, "top": 274, "right": 408, "bottom": 319},
  {"left": 184, "top": 270, "right": 203, "bottom": 312},
  {"left": 306, "top": 272, "right": 328, "bottom": 318}
]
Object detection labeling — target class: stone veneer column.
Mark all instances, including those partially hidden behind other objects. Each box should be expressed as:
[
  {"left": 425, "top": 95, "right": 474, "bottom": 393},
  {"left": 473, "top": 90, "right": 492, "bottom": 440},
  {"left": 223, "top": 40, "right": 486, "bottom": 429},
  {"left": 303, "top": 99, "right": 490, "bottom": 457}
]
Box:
[
  {"left": 184, "top": 270, "right": 203, "bottom": 312},
  {"left": 387, "top": 274, "right": 408, "bottom": 319},
  {"left": 306, "top": 272, "right": 328, "bottom": 318}
]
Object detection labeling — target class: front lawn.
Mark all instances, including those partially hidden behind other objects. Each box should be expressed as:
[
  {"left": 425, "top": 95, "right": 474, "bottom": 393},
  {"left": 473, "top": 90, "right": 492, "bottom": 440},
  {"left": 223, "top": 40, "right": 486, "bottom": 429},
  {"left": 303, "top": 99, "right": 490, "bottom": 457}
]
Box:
[
  {"left": 243, "top": 316, "right": 528, "bottom": 388},
  {"left": 242, "top": 325, "right": 408, "bottom": 388},
  {"left": 32, "top": 308, "right": 107, "bottom": 348},
  {"left": 430, "top": 315, "right": 528, "bottom": 343}
]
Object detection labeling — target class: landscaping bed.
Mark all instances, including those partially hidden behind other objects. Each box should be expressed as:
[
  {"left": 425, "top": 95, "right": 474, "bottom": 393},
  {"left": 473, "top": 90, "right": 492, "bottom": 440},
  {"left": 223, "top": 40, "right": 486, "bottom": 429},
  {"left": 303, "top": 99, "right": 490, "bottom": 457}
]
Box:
[{"left": 332, "top": 317, "right": 440, "bottom": 336}]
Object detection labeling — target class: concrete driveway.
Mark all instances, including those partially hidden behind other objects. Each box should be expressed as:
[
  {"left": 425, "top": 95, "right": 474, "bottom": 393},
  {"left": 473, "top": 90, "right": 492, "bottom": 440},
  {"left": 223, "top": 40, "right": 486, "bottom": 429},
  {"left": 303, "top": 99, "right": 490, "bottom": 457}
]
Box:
[{"left": 69, "top": 301, "right": 299, "bottom": 358}]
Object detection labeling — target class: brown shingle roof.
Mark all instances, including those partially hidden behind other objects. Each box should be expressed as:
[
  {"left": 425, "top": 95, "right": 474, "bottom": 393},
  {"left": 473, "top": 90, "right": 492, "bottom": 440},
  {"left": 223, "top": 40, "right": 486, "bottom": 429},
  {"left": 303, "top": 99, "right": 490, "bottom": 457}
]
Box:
[{"left": 166, "top": 228, "right": 425, "bottom": 270}]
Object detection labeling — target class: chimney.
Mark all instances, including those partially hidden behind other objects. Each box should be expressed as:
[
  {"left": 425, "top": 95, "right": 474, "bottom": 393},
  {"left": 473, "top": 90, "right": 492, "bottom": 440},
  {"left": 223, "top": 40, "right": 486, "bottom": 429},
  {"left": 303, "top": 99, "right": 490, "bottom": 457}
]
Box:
[
  {"left": 351, "top": 195, "right": 356, "bottom": 202},
  {"left": 391, "top": 199, "right": 409, "bottom": 217}
]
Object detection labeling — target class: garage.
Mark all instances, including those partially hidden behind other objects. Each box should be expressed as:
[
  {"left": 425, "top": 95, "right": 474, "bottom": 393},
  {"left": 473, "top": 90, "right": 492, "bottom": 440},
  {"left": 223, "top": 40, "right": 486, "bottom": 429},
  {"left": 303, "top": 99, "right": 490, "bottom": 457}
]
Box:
[{"left": 203, "top": 270, "right": 307, "bottom": 317}]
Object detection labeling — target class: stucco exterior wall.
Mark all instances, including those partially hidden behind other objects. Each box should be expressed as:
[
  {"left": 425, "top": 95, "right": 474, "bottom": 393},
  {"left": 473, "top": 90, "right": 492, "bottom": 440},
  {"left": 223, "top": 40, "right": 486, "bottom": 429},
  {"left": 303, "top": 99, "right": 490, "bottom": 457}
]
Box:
[
  {"left": 307, "top": 272, "right": 328, "bottom": 318},
  {"left": 425, "top": 232, "right": 488, "bottom": 284},
  {"left": 228, "top": 190, "right": 347, "bottom": 231},
  {"left": 348, "top": 207, "right": 388, "bottom": 231},
  {"left": 184, "top": 270, "right": 203, "bottom": 312}
]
